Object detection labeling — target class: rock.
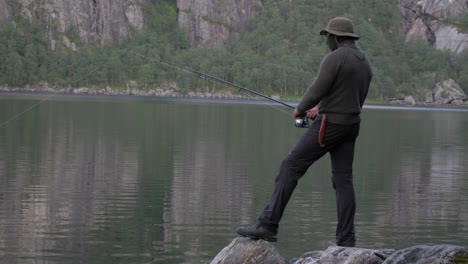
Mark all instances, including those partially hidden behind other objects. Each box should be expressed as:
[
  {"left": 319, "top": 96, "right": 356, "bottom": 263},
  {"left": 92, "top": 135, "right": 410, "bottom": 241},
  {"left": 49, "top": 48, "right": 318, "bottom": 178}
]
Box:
[
  {"left": 404, "top": 96, "right": 416, "bottom": 105},
  {"left": 290, "top": 246, "right": 391, "bottom": 264},
  {"left": 72, "top": 87, "right": 89, "bottom": 94},
  {"left": 424, "top": 90, "right": 434, "bottom": 103},
  {"left": 211, "top": 238, "right": 468, "bottom": 264},
  {"left": 382, "top": 245, "right": 468, "bottom": 264},
  {"left": 389, "top": 98, "right": 405, "bottom": 105},
  {"left": 452, "top": 99, "right": 465, "bottom": 105},
  {"left": 130, "top": 89, "right": 147, "bottom": 96},
  {"left": 433, "top": 79, "right": 467, "bottom": 104},
  {"left": 210, "top": 237, "right": 287, "bottom": 264},
  {"left": 127, "top": 81, "right": 138, "bottom": 89},
  {"left": 43, "top": 87, "right": 57, "bottom": 93}
]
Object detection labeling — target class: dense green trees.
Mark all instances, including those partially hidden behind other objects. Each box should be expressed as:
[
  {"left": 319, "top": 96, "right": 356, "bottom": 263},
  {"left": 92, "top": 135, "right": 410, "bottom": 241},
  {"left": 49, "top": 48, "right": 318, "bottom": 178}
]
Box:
[{"left": 0, "top": 0, "right": 466, "bottom": 99}]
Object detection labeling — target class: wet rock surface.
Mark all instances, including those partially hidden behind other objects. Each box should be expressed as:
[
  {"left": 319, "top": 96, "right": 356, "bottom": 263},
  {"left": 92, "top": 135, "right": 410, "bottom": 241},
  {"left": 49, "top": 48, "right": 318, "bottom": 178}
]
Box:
[
  {"left": 382, "top": 245, "right": 468, "bottom": 264},
  {"left": 290, "top": 246, "right": 393, "bottom": 264},
  {"left": 210, "top": 237, "right": 287, "bottom": 264},
  {"left": 212, "top": 238, "right": 468, "bottom": 264}
]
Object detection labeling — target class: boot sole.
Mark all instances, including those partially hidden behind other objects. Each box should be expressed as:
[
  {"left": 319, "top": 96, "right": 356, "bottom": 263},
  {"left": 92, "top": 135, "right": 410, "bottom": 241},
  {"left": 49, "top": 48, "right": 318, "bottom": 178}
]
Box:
[
  {"left": 237, "top": 233, "right": 278, "bottom": 242},
  {"left": 249, "top": 236, "right": 278, "bottom": 242}
]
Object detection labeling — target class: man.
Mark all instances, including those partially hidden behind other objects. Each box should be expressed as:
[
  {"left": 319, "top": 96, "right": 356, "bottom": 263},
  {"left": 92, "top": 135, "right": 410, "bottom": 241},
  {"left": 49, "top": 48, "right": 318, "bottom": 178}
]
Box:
[{"left": 236, "top": 17, "right": 372, "bottom": 247}]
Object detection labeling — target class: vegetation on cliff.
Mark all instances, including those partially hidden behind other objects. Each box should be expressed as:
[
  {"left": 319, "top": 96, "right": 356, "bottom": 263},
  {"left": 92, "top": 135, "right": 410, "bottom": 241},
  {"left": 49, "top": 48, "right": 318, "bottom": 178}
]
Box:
[{"left": 0, "top": 0, "right": 467, "bottom": 100}]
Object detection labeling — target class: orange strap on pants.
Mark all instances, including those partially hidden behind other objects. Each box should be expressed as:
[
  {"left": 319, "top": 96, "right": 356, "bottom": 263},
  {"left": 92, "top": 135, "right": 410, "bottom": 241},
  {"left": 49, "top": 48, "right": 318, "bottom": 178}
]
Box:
[{"left": 318, "top": 114, "right": 327, "bottom": 147}]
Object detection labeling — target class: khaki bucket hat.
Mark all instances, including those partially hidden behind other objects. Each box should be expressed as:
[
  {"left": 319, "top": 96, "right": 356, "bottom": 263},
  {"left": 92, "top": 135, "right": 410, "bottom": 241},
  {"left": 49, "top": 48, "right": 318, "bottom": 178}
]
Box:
[{"left": 320, "top": 17, "right": 359, "bottom": 39}]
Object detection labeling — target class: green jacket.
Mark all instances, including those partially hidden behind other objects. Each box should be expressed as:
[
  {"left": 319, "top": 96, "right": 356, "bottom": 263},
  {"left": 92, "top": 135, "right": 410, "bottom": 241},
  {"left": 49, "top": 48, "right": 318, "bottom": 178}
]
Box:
[{"left": 297, "top": 40, "right": 372, "bottom": 124}]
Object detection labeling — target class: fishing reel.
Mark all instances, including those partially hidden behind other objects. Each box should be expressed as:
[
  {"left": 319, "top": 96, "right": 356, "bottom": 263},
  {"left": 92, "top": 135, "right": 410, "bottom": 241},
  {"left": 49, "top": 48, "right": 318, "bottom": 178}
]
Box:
[{"left": 295, "top": 118, "right": 310, "bottom": 128}]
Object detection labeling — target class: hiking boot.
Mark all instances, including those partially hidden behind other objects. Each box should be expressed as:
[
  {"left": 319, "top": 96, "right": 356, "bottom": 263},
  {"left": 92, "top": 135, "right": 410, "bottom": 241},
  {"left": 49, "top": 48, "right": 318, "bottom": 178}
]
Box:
[{"left": 236, "top": 223, "right": 278, "bottom": 242}]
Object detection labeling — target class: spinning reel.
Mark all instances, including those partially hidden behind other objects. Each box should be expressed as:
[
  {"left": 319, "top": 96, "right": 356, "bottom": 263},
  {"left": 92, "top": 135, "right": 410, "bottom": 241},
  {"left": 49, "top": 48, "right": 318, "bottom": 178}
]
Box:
[{"left": 295, "top": 118, "right": 310, "bottom": 128}]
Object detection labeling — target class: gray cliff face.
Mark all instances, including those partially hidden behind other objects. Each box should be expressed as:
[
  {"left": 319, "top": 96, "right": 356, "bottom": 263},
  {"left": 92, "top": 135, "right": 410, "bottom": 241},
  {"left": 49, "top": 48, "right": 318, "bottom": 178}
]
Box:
[
  {"left": 0, "top": 0, "right": 147, "bottom": 48},
  {"left": 399, "top": 0, "right": 468, "bottom": 53},
  {"left": 0, "top": 0, "right": 261, "bottom": 49},
  {"left": 177, "top": 0, "right": 262, "bottom": 48},
  {"left": 0, "top": 0, "right": 10, "bottom": 21}
]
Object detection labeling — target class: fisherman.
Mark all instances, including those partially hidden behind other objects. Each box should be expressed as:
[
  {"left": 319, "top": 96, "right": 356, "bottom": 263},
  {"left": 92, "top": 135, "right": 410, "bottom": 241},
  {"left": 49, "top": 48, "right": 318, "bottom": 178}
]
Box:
[{"left": 236, "top": 17, "right": 373, "bottom": 247}]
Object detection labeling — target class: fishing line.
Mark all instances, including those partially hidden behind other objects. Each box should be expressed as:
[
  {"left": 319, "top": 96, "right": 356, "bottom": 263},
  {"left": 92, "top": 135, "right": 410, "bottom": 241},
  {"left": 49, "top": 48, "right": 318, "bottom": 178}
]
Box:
[
  {"left": 0, "top": 50, "right": 127, "bottom": 129},
  {"left": 125, "top": 50, "right": 294, "bottom": 118}
]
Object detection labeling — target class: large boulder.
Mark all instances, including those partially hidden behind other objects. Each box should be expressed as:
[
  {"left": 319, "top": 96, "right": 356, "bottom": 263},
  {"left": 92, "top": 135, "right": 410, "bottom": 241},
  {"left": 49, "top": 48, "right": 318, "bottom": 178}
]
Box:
[
  {"left": 211, "top": 239, "right": 468, "bottom": 264},
  {"left": 290, "top": 246, "right": 393, "bottom": 264},
  {"left": 382, "top": 245, "right": 468, "bottom": 264},
  {"left": 210, "top": 237, "right": 287, "bottom": 264},
  {"left": 433, "top": 79, "right": 467, "bottom": 104}
]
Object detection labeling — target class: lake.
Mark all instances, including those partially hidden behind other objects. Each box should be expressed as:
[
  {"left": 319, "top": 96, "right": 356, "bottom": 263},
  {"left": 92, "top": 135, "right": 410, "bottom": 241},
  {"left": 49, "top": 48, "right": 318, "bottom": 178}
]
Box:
[{"left": 0, "top": 94, "right": 467, "bottom": 263}]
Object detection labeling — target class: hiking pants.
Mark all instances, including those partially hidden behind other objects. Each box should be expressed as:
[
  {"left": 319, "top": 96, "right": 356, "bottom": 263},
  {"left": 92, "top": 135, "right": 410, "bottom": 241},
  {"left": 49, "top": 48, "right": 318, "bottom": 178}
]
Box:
[{"left": 258, "top": 118, "right": 360, "bottom": 247}]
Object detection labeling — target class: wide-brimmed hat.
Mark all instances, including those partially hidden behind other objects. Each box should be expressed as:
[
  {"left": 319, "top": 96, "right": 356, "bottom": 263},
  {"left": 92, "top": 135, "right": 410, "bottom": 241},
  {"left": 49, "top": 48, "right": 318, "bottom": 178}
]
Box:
[{"left": 320, "top": 17, "right": 359, "bottom": 39}]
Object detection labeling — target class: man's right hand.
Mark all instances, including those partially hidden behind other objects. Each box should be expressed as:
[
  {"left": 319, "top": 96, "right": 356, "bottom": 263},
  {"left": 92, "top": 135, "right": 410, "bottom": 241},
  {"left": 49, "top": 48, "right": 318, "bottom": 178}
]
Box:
[
  {"left": 306, "top": 108, "right": 318, "bottom": 119},
  {"left": 293, "top": 109, "right": 303, "bottom": 119}
]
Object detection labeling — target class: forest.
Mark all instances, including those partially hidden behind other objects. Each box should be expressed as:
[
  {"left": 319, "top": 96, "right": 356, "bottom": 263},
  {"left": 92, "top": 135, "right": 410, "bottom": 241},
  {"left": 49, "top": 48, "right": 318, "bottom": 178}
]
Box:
[{"left": 0, "top": 0, "right": 467, "bottom": 100}]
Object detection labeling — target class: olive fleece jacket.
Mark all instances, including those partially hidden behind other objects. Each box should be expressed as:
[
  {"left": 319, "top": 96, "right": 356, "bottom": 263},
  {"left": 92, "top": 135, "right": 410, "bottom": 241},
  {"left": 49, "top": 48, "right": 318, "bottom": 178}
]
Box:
[{"left": 297, "top": 40, "right": 373, "bottom": 124}]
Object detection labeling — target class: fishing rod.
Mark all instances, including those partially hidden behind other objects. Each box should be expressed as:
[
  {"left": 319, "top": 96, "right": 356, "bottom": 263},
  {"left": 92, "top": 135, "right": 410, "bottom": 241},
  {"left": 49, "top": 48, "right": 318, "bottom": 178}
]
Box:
[{"left": 158, "top": 58, "right": 310, "bottom": 128}]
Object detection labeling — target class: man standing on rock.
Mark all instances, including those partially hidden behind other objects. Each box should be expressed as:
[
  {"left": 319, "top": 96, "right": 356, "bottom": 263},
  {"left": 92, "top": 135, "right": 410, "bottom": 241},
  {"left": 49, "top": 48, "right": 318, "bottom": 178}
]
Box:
[{"left": 237, "top": 17, "right": 373, "bottom": 247}]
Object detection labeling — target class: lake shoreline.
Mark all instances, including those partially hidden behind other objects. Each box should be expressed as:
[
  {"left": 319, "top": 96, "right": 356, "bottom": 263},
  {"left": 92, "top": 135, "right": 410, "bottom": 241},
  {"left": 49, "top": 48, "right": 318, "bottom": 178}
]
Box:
[{"left": 1, "top": 85, "right": 467, "bottom": 109}]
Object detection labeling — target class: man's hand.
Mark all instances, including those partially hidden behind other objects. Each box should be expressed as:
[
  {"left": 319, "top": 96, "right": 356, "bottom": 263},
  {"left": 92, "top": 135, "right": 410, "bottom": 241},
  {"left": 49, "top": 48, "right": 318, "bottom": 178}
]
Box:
[
  {"left": 293, "top": 109, "right": 303, "bottom": 119},
  {"left": 306, "top": 107, "right": 318, "bottom": 119}
]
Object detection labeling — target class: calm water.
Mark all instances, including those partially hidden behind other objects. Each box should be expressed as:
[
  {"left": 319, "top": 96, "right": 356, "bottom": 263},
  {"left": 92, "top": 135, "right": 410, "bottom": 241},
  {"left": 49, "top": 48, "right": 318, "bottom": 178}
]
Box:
[{"left": 0, "top": 94, "right": 467, "bottom": 263}]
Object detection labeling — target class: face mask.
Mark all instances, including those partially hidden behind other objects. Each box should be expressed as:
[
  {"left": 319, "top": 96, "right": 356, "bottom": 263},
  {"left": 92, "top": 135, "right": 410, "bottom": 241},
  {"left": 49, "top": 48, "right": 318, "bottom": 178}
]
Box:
[{"left": 327, "top": 35, "right": 338, "bottom": 51}]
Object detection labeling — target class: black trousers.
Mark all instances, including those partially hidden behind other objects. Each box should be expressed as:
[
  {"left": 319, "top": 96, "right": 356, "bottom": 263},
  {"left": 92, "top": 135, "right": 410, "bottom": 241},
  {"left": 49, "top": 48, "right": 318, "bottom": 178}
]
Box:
[{"left": 258, "top": 118, "right": 360, "bottom": 247}]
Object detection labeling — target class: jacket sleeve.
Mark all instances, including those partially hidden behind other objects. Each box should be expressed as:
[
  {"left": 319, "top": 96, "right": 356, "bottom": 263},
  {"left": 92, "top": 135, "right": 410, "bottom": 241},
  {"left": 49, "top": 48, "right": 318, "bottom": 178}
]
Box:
[{"left": 297, "top": 53, "right": 339, "bottom": 114}]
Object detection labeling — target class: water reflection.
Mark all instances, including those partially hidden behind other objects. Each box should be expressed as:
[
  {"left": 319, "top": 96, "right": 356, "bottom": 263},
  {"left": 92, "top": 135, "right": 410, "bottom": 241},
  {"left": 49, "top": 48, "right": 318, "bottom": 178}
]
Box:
[
  {"left": 0, "top": 97, "right": 467, "bottom": 263},
  {"left": 0, "top": 100, "right": 145, "bottom": 263},
  {"left": 354, "top": 110, "right": 468, "bottom": 249}
]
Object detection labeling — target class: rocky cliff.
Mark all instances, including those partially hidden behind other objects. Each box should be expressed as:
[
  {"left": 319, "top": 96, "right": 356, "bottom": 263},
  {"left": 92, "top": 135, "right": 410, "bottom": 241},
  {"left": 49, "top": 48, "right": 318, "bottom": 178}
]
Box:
[
  {"left": 0, "top": 0, "right": 147, "bottom": 49},
  {"left": 399, "top": 0, "right": 468, "bottom": 53},
  {"left": 177, "top": 0, "right": 262, "bottom": 48},
  {"left": 2, "top": 0, "right": 466, "bottom": 52},
  {"left": 0, "top": 0, "right": 262, "bottom": 49}
]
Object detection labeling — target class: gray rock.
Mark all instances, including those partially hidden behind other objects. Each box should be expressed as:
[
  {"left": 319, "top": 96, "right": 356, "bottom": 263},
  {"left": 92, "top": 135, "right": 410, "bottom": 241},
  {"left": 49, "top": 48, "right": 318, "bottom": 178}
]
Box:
[
  {"left": 404, "top": 96, "right": 416, "bottom": 105},
  {"left": 382, "top": 244, "right": 468, "bottom": 264},
  {"left": 130, "top": 89, "right": 147, "bottom": 96},
  {"left": 452, "top": 99, "right": 465, "bottom": 105},
  {"left": 389, "top": 98, "right": 405, "bottom": 105},
  {"left": 127, "top": 81, "right": 138, "bottom": 89},
  {"left": 290, "top": 246, "right": 390, "bottom": 264},
  {"left": 424, "top": 90, "right": 434, "bottom": 103},
  {"left": 433, "top": 79, "right": 467, "bottom": 104},
  {"left": 210, "top": 237, "right": 287, "bottom": 264},
  {"left": 72, "top": 87, "right": 89, "bottom": 94},
  {"left": 43, "top": 87, "right": 57, "bottom": 93}
]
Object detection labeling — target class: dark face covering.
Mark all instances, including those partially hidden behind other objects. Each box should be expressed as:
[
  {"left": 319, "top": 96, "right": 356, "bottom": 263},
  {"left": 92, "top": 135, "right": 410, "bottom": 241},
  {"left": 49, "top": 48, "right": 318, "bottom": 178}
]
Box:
[{"left": 327, "top": 35, "right": 339, "bottom": 51}]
